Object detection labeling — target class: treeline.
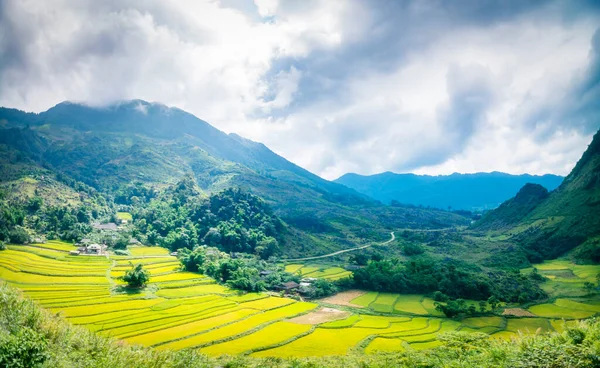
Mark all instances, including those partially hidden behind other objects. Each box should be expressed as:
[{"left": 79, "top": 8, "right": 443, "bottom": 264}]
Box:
[
  {"left": 352, "top": 256, "right": 547, "bottom": 303},
  {"left": 178, "top": 246, "right": 336, "bottom": 297},
  {"left": 0, "top": 189, "right": 110, "bottom": 244},
  {"left": 132, "top": 177, "right": 287, "bottom": 258}
]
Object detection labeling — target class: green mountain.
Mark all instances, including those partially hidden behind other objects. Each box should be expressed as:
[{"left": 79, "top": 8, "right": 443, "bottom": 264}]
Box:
[
  {"left": 473, "top": 129, "right": 600, "bottom": 262},
  {"left": 335, "top": 171, "right": 563, "bottom": 211},
  {"left": 0, "top": 101, "right": 469, "bottom": 255}
]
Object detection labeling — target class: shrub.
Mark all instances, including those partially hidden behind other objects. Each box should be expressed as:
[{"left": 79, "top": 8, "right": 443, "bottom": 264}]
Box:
[{"left": 121, "top": 263, "right": 150, "bottom": 288}]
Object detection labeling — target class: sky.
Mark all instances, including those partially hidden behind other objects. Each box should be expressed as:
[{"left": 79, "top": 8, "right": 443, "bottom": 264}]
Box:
[{"left": 1, "top": 0, "right": 599, "bottom": 180}]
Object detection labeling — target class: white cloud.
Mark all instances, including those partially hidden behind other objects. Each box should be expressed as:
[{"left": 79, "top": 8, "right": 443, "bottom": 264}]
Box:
[{"left": 1, "top": 0, "right": 599, "bottom": 180}]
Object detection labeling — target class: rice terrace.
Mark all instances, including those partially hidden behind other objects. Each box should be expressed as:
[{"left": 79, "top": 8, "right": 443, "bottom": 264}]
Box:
[
  {"left": 2, "top": 1, "right": 600, "bottom": 366},
  {"left": 1, "top": 238, "right": 599, "bottom": 359}
]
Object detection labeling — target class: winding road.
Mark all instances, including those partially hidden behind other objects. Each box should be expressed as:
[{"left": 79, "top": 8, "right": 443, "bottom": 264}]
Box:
[{"left": 285, "top": 231, "right": 395, "bottom": 262}]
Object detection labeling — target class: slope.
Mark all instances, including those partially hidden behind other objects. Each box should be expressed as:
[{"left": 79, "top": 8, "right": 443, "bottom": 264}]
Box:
[
  {"left": 0, "top": 101, "right": 470, "bottom": 255},
  {"left": 473, "top": 129, "right": 600, "bottom": 262}
]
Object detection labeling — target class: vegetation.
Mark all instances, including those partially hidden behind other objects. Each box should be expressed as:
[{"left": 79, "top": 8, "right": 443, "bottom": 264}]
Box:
[
  {"left": 4, "top": 279, "right": 600, "bottom": 368},
  {"left": 352, "top": 256, "right": 546, "bottom": 303},
  {"left": 121, "top": 263, "right": 151, "bottom": 288}
]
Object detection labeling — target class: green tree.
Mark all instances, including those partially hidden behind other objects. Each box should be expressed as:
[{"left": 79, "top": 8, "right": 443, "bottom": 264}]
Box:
[
  {"left": 583, "top": 282, "right": 595, "bottom": 295},
  {"left": 478, "top": 300, "right": 487, "bottom": 313},
  {"left": 487, "top": 295, "right": 500, "bottom": 310},
  {"left": 122, "top": 263, "right": 150, "bottom": 288}
]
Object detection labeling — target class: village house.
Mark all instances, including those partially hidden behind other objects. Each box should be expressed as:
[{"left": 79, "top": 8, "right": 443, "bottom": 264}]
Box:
[
  {"left": 74, "top": 243, "right": 108, "bottom": 256},
  {"left": 274, "top": 281, "right": 299, "bottom": 292}
]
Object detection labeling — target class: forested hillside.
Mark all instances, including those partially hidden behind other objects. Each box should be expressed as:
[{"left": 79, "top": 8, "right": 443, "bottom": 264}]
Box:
[
  {"left": 474, "top": 129, "right": 600, "bottom": 263},
  {"left": 0, "top": 101, "right": 469, "bottom": 255}
]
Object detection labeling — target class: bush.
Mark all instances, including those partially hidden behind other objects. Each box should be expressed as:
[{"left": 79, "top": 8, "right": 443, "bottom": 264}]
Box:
[
  {"left": 121, "top": 263, "right": 150, "bottom": 288},
  {"left": 8, "top": 226, "right": 29, "bottom": 244},
  {"left": 0, "top": 241, "right": 5, "bottom": 251}
]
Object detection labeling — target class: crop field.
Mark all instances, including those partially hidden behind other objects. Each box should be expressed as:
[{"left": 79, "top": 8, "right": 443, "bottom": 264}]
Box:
[
  {"left": 525, "top": 260, "right": 600, "bottom": 298},
  {"left": 284, "top": 263, "right": 352, "bottom": 280},
  {"left": 117, "top": 212, "right": 133, "bottom": 221},
  {"left": 1, "top": 244, "right": 599, "bottom": 358}
]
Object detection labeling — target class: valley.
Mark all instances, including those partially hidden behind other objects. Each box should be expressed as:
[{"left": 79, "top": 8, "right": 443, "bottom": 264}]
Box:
[{"left": 0, "top": 102, "right": 599, "bottom": 366}]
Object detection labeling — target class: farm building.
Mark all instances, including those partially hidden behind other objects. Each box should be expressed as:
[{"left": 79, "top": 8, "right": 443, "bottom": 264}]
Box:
[
  {"left": 75, "top": 243, "right": 108, "bottom": 256},
  {"left": 275, "top": 281, "right": 300, "bottom": 292}
]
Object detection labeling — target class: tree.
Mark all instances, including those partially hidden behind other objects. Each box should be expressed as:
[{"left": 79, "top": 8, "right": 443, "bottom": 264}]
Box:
[
  {"left": 0, "top": 241, "right": 5, "bottom": 250},
  {"left": 583, "top": 282, "right": 595, "bottom": 295},
  {"left": 478, "top": 300, "right": 487, "bottom": 313},
  {"left": 122, "top": 263, "right": 150, "bottom": 288},
  {"left": 487, "top": 295, "right": 500, "bottom": 310},
  {"left": 9, "top": 226, "right": 30, "bottom": 244}
]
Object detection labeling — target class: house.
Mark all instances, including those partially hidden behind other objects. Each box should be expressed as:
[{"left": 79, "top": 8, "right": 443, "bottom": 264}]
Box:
[
  {"left": 170, "top": 251, "right": 178, "bottom": 257},
  {"left": 76, "top": 243, "right": 108, "bottom": 255},
  {"left": 274, "top": 281, "right": 299, "bottom": 292},
  {"left": 259, "top": 270, "right": 274, "bottom": 277},
  {"left": 92, "top": 223, "right": 118, "bottom": 231},
  {"left": 69, "top": 250, "right": 81, "bottom": 256}
]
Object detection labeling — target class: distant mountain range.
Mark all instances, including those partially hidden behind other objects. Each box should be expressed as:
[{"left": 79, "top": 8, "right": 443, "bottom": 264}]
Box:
[
  {"left": 0, "top": 100, "right": 469, "bottom": 256},
  {"left": 335, "top": 172, "right": 564, "bottom": 211}
]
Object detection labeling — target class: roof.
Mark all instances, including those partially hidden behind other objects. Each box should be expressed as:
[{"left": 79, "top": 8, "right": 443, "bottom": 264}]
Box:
[
  {"left": 281, "top": 281, "right": 299, "bottom": 289},
  {"left": 92, "top": 223, "right": 118, "bottom": 231},
  {"left": 88, "top": 244, "right": 102, "bottom": 250}
]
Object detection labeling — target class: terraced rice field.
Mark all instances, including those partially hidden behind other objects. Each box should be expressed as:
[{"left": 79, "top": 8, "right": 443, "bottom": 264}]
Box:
[
  {"left": 525, "top": 260, "right": 600, "bottom": 298},
  {"left": 1, "top": 243, "right": 599, "bottom": 357},
  {"left": 284, "top": 263, "right": 352, "bottom": 280}
]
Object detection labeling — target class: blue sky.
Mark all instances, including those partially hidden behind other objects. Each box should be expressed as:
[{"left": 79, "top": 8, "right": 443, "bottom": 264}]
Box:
[{"left": 1, "top": 0, "right": 599, "bottom": 179}]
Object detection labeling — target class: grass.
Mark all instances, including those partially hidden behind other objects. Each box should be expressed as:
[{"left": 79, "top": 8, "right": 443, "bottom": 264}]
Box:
[
  {"left": 393, "top": 294, "right": 428, "bottom": 315},
  {"left": 320, "top": 315, "right": 362, "bottom": 328},
  {"left": 158, "top": 302, "right": 318, "bottom": 350},
  {"left": 52, "top": 298, "right": 165, "bottom": 318},
  {"left": 117, "top": 212, "right": 133, "bottom": 221},
  {"left": 461, "top": 317, "right": 505, "bottom": 329},
  {"left": 528, "top": 304, "right": 597, "bottom": 319},
  {"left": 506, "top": 318, "right": 553, "bottom": 333},
  {"left": 350, "top": 291, "right": 378, "bottom": 307},
  {"left": 201, "top": 321, "right": 313, "bottom": 355},
  {"left": 125, "top": 308, "right": 259, "bottom": 346},
  {"left": 30, "top": 240, "right": 77, "bottom": 252},
  {"left": 127, "top": 246, "right": 169, "bottom": 256},
  {"left": 370, "top": 293, "right": 398, "bottom": 313},
  {"left": 365, "top": 337, "right": 405, "bottom": 354},
  {"left": 155, "top": 284, "right": 232, "bottom": 298},
  {"left": 252, "top": 327, "right": 375, "bottom": 357},
  {"left": 0, "top": 265, "right": 108, "bottom": 285}
]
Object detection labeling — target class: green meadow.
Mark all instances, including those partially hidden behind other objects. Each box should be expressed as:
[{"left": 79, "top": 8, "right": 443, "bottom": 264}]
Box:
[{"left": 0, "top": 242, "right": 599, "bottom": 357}]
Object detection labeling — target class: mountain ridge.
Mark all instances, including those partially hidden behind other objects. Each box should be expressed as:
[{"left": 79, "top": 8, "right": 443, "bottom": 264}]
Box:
[
  {"left": 0, "top": 100, "right": 470, "bottom": 256},
  {"left": 335, "top": 171, "right": 563, "bottom": 211}
]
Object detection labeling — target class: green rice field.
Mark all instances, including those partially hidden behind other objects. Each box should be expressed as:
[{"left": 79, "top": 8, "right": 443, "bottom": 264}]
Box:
[
  {"left": 284, "top": 263, "right": 352, "bottom": 280},
  {"left": 1, "top": 242, "right": 599, "bottom": 357}
]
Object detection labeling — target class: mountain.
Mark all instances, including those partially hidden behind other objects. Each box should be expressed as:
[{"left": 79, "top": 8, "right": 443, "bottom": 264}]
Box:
[
  {"left": 0, "top": 100, "right": 470, "bottom": 255},
  {"left": 335, "top": 171, "right": 563, "bottom": 211},
  {"left": 473, "top": 129, "right": 600, "bottom": 262}
]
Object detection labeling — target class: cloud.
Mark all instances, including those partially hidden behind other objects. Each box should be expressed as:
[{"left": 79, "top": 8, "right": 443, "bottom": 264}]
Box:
[{"left": 0, "top": 0, "right": 599, "bottom": 180}]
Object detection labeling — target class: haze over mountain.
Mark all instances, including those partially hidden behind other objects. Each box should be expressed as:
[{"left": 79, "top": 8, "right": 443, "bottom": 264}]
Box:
[
  {"left": 0, "top": 100, "right": 469, "bottom": 256},
  {"left": 335, "top": 172, "right": 564, "bottom": 211}
]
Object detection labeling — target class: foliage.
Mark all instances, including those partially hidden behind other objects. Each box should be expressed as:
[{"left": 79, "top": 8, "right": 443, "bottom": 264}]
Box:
[
  {"left": 121, "top": 263, "right": 150, "bottom": 288},
  {"left": 134, "top": 184, "right": 287, "bottom": 257},
  {"left": 178, "top": 246, "right": 299, "bottom": 293},
  {"left": 434, "top": 299, "right": 477, "bottom": 318},
  {"left": 402, "top": 243, "right": 425, "bottom": 256},
  {"left": 352, "top": 257, "right": 546, "bottom": 302}
]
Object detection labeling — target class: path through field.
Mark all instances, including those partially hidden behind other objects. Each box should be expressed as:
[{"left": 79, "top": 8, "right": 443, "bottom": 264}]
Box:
[{"left": 285, "top": 232, "right": 395, "bottom": 262}]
